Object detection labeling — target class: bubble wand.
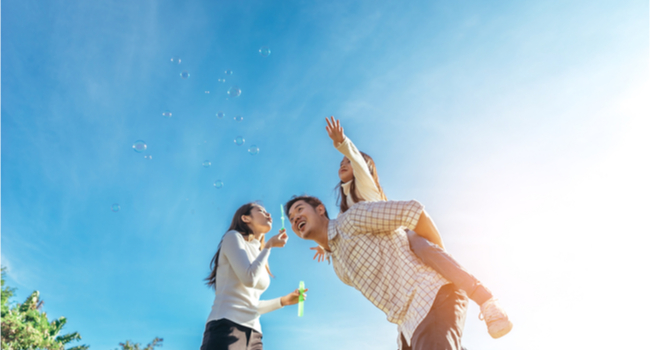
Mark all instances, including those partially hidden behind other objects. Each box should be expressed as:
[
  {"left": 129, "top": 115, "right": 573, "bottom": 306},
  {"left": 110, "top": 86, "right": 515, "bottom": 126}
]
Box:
[
  {"left": 298, "top": 281, "right": 305, "bottom": 317},
  {"left": 280, "top": 204, "right": 286, "bottom": 231}
]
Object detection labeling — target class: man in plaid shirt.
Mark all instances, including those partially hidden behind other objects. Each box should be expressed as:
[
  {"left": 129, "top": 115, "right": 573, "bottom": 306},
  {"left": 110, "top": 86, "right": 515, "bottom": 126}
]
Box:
[{"left": 286, "top": 195, "right": 469, "bottom": 350}]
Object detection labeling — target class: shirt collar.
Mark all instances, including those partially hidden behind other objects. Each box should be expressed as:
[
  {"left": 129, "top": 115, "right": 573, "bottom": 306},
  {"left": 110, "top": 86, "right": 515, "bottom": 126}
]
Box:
[
  {"left": 341, "top": 181, "right": 352, "bottom": 196},
  {"left": 327, "top": 219, "right": 339, "bottom": 243},
  {"left": 321, "top": 220, "right": 338, "bottom": 264}
]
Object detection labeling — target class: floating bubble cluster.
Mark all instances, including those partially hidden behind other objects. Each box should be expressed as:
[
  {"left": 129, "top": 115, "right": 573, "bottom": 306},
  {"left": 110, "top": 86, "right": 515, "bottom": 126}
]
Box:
[
  {"left": 111, "top": 203, "right": 121, "bottom": 212},
  {"left": 154, "top": 53, "right": 268, "bottom": 197},
  {"left": 133, "top": 140, "right": 147, "bottom": 153},
  {"left": 227, "top": 86, "right": 241, "bottom": 98},
  {"left": 259, "top": 46, "right": 271, "bottom": 57}
]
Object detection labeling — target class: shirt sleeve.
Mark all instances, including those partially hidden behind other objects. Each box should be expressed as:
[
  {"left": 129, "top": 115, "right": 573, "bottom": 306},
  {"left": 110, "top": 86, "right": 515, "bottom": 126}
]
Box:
[
  {"left": 346, "top": 200, "right": 424, "bottom": 234},
  {"left": 335, "top": 137, "right": 383, "bottom": 202},
  {"left": 257, "top": 297, "right": 283, "bottom": 315},
  {"left": 220, "top": 231, "right": 271, "bottom": 288}
]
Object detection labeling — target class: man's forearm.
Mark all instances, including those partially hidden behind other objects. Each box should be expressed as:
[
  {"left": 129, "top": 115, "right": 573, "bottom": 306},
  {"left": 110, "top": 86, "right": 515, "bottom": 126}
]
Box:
[{"left": 413, "top": 210, "right": 445, "bottom": 249}]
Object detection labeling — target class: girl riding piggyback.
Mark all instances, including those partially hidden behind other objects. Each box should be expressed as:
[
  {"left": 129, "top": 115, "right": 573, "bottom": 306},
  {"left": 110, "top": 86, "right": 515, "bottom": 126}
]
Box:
[{"left": 313, "top": 116, "right": 513, "bottom": 340}]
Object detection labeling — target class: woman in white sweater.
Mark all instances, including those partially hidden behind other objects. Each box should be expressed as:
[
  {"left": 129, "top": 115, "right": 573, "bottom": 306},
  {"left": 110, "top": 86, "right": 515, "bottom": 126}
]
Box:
[{"left": 201, "top": 202, "right": 307, "bottom": 350}]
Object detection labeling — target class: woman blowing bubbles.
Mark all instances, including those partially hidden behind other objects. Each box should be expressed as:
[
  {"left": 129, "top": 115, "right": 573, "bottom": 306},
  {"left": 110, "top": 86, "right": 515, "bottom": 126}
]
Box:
[{"left": 201, "top": 202, "right": 307, "bottom": 350}]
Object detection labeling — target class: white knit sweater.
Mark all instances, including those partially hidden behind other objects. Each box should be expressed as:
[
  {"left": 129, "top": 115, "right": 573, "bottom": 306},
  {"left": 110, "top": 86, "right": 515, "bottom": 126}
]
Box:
[
  {"left": 206, "top": 230, "right": 283, "bottom": 333},
  {"left": 336, "top": 136, "right": 384, "bottom": 209}
]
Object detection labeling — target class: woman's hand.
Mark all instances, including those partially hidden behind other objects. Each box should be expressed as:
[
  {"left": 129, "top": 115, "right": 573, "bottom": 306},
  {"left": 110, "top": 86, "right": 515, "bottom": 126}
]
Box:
[
  {"left": 310, "top": 246, "right": 327, "bottom": 263},
  {"left": 280, "top": 288, "right": 309, "bottom": 306},
  {"left": 266, "top": 229, "right": 288, "bottom": 248},
  {"left": 325, "top": 116, "right": 346, "bottom": 146}
]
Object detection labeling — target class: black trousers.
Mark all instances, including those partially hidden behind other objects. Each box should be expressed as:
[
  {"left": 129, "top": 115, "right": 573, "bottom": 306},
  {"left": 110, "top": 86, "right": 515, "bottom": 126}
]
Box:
[
  {"left": 401, "top": 284, "right": 469, "bottom": 350},
  {"left": 200, "top": 319, "right": 263, "bottom": 350}
]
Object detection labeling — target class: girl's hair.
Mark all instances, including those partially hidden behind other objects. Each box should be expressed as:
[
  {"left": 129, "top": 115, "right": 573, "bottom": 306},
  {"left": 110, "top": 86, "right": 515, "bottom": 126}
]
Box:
[
  {"left": 336, "top": 151, "right": 387, "bottom": 213},
  {"left": 205, "top": 202, "right": 272, "bottom": 290}
]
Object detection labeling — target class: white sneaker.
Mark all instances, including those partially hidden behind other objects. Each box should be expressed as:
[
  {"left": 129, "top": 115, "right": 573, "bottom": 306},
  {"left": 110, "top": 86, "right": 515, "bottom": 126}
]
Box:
[{"left": 479, "top": 298, "right": 513, "bottom": 339}]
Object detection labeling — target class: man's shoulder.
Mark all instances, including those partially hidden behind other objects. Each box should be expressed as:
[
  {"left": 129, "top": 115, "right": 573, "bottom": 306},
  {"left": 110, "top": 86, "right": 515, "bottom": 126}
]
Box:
[
  {"left": 347, "top": 201, "right": 375, "bottom": 211},
  {"left": 335, "top": 203, "right": 367, "bottom": 223},
  {"left": 348, "top": 199, "right": 422, "bottom": 211}
]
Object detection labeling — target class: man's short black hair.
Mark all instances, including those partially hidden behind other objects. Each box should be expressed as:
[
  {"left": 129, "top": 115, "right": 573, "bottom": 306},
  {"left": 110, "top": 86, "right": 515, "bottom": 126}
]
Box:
[{"left": 284, "top": 195, "right": 329, "bottom": 219}]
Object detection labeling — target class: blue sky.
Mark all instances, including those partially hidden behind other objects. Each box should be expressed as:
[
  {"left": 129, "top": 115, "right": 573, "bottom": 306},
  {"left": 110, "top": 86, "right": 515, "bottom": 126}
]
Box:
[{"left": 2, "top": 1, "right": 649, "bottom": 349}]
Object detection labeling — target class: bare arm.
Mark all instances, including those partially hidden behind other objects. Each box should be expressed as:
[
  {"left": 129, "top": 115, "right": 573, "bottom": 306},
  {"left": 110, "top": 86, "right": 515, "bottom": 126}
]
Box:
[{"left": 413, "top": 210, "right": 445, "bottom": 249}]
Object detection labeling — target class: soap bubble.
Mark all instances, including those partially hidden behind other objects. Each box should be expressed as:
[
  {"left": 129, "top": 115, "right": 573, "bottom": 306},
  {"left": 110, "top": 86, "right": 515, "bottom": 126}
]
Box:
[
  {"left": 218, "top": 78, "right": 226, "bottom": 83},
  {"left": 170, "top": 57, "right": 181, "bottom": 64},
  {"left": 216, "top": 111, "right": 225, "bottom": 119},
  {"left": 205, "top": 91, "right": 210, "bottom": 94},
  {"left": 234, "top": 136, "right": 245, "bottom": 146},
  {"left": 162, "top": 110, "right": 172, "bottom": 118},
  {"left": 214, "top": 180, "right": 224, "bottom": 189},
  {"left": 133, "top": 140, "right": 147, "bottom": 153},
  {"left": 202, "top": 160, "right": 211, "bottom": 168},
  {"left": 227, "top": 86, "right": 241, "bottom": 98},
  {"left": 225, "top": 70, "right": 233, "bottom": 75},
  {"left": 234, "top": 115, "right": 243, "bottom": 122},
  {"left": 111, "top": 203, "right": 121, "bottom": 212},
  {"left": 144, "top": 155, "right": 152, "bottom": 160},
  {"left": 259, "top": 46, "right": 271, "bottom": 57},
  {"left": 248, "top": 145, "right": 259, "bottom": 155},
  {"left": 180, "top": 71, "right": 190, "bottom": 79}
]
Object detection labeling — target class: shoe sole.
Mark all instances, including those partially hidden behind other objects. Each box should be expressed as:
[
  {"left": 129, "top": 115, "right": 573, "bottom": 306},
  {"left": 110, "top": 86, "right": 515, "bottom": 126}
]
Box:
[{"left": 488, "top": 319, "right": 513, "bottom": 339}]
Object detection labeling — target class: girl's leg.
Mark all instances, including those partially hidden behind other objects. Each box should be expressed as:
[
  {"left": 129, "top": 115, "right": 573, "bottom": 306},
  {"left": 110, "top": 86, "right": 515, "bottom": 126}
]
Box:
[
  {"left": 408, "top": 231, "right": 513, "bottom": 339},
  {"left": 407, "top": 231, "right": 492, "bottom": 306}
]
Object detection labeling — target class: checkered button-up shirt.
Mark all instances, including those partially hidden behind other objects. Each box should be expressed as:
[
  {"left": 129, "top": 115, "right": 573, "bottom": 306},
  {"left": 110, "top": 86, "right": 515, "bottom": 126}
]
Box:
[{"left": 327, "top": 200, "right": 449, "bottom": 347}]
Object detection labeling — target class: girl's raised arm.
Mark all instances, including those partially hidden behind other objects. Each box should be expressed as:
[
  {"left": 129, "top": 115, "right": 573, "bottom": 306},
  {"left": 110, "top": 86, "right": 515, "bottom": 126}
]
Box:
[
  {"left": 326, "top": 116, "right": 382, "bottom": 202},
  {"left": 325, "top": 116, "right": 346, "bottom": 145}
]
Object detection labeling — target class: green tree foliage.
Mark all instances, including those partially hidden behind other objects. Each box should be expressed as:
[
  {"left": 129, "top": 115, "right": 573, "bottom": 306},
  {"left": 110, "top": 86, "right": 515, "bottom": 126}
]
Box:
[
  {"left": 1, "top": 267, "right": 88, "bottom": 350},
  {"left": 1, "top": 267, "right": 163, "bottom": 350},
  {"left": 114, "top": 337, "right": 163, "bottom": 350}
]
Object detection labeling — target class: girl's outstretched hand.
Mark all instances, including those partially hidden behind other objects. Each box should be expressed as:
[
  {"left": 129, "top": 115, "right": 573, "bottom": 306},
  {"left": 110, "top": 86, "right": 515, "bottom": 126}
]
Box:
[
  {"left": 310, "top": 246, "right": 327, "bottom": 263},
  {"left": 325, "top": 116, "right": 346, "bottom": 145},
  {"left": 266, "top": 229, "right": 288, "bottom": 248},
  {"left": 280, "top": 288, "right": 308, "bottom": 306}
]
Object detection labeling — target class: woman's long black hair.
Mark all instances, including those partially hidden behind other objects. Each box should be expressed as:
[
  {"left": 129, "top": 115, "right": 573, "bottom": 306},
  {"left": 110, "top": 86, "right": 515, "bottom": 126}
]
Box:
[{"left": 204, "top": 202, "right": 270, "bottom": 290}]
